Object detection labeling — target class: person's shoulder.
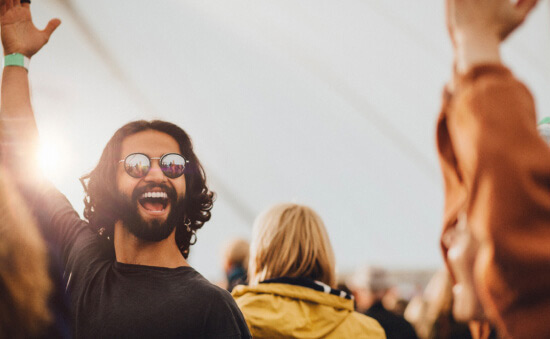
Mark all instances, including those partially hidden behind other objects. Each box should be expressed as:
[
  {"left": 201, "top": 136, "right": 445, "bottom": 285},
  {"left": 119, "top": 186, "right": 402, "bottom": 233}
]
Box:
[
  {"left": 343, "top": 311, "right": 386, "bottom": 339},
  {"left": 352, "top": 311, "right": 384, "bottom": 327},
  {"left": 182, "top": 267, "right": 234, "bottom": 300},
  {"left": 180, "top": 268, "right": 251, "bottom": 338},
  {"left": 369, "top": 306, "right": 413, "bottom": 328}
]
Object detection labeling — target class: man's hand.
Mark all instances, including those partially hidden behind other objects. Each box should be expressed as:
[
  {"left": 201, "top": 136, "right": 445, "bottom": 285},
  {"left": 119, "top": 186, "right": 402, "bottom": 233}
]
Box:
[
  {"left": 0, "top": 0, "right": 60, "bottom": 57},
  {"left": 446, "top": 0, "right": 538, "bottom": 74}
]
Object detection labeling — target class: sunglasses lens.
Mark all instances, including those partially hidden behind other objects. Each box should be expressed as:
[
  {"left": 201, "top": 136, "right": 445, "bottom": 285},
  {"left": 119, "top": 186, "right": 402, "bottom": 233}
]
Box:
[
  {"left": 124, "top": 153, "right": 151, "bottom": 178},
  {"left": 160, "top": 153, "right": 187, "bottom": 178}
]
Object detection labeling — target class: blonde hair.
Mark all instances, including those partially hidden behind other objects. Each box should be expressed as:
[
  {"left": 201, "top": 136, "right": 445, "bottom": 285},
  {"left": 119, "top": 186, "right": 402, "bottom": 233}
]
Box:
[
  {"left": 0, "top": 169, "right": 52, "bottom": 337},
  {"left": 248, "top": 203, "right": 336, "bottom": 287}
]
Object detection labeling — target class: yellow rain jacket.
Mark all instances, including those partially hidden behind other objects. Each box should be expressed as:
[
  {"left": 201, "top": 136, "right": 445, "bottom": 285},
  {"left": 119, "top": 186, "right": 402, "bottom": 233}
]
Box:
[{"left": 232, "top": 282, "right": 386, "bottom": 338}]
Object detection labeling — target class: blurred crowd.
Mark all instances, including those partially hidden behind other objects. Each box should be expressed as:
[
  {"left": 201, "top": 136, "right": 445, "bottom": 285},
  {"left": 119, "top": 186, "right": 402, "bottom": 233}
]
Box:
[{"left": 217, "top": 225, "right": 485, "bottom": 339}]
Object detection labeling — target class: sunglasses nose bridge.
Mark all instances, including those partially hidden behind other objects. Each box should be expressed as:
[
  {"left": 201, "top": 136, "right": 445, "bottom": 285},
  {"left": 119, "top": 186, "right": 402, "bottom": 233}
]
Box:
[{"left": 143, "top": 160, "right": 166, "bottom": 181}]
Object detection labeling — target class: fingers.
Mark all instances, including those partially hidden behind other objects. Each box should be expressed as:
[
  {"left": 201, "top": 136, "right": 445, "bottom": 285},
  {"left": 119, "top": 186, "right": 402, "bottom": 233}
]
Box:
[
  {"left": 42, "top": 18, "right": 61, "bottom": 39},
  {"left": 445, "top": 0, "right": 457, "bottom": 46},
  {"left": 5, "top": 0, "right": 21, "bottom": 10},
  {"left": 516, "top": 0, "right": 538, "bottom": 18}
]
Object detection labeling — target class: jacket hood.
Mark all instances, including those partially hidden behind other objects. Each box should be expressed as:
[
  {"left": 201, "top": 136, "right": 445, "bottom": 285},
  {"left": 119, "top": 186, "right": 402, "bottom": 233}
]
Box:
[{"left": 232, "top": 279, "right": 374, "bottom": 338}]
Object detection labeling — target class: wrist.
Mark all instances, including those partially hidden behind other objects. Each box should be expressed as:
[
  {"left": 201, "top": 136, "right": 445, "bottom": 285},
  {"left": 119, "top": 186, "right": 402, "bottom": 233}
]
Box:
[
  {"left": 3, "top": 50, "right": 31, "bottom": 58},
  {"left": 3, "top": 53, "right": 30, "bottom": 71},
  {"left": 3, "top": 49, "right": 32, "bottom": 58},
  {"left": 2, "top": 42, "right": 33, "bottom": 58},
  {"left": 454, "top": 31, "right": 501, "bottom": 74}
]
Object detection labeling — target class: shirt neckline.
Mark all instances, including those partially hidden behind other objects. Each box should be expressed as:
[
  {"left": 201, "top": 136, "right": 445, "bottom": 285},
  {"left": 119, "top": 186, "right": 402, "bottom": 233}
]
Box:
[{"left": 114, "top": 261, "right": 194, "bottom": 273}]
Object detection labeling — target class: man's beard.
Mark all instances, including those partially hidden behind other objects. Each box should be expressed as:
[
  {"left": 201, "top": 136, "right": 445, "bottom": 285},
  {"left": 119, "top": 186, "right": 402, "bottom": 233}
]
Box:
[{"left": 118, "top": 183, "right": 185, "bottom": 242}]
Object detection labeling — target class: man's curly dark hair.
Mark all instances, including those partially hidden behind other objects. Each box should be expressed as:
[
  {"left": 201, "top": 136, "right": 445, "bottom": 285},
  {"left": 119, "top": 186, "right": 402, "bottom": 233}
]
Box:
[{"left": 80, "top": 120, "right": 214, "bottom": 258}]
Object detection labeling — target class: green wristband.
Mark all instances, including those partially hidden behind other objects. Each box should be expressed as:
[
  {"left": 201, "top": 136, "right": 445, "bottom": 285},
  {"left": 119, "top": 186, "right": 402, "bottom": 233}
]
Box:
[
  {"left": 538, "top": 117, "right": 550, "bottom": 126},
  {"left": 3, "top": 53, "right": 30, "bottom": 71}
]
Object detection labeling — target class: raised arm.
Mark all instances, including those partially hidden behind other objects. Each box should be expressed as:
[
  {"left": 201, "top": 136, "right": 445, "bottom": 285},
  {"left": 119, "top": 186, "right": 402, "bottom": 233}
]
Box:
[
  {"left": 0, "top": 0, "right": 59, "bottom": 167},
  {"left": 439, "top": 1, "right": 550, "bottom": 338},
  {"left": 0, "top": 2, "right": 90, "bottom": 264}
]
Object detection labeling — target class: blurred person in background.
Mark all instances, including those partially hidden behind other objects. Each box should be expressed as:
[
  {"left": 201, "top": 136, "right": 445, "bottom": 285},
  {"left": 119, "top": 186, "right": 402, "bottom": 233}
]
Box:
[
  {"left": 0, "top": 1, "right": 250, "bottom": 337},
  {"left": 438, "top": 0, "right": 548, "bottom": 337},
  {"left": 438, "top": 117, "right": 550, "bottom": 338},
  {"left": 232, "top": 203, "right": 386, "bottom": 338},
  {"left": 221, "top": 238, "right": 249, "bottom": 292},
  {"left": 382, "top": 284, "right": 418, "bottom": 318},
  {"left": 404, "top": 270, "right": 471, "bottom": 339},
  {"left": 0, "top": 168, "right": 70, "bottom": 338},
  {"left": 348, "top": 265, "right": 417, "bottom": 339}
]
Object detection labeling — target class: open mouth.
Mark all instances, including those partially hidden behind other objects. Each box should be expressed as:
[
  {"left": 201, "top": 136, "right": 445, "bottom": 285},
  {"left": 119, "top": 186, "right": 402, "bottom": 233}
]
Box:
[{"left": 138, "top": 191, "right": 170, "bottom": 214}]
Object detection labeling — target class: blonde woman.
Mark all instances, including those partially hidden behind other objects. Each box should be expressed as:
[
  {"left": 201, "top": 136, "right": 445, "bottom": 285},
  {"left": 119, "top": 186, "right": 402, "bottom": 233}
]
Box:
[{"left": 232, "top": 203, "right": 385, "bottom": 338}]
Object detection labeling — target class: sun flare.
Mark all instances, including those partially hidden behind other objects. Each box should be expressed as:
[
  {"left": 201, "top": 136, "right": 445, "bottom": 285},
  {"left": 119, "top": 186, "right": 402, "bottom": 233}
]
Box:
[{"left": 38, "top": 137, "right": 66, "bottom": 179}]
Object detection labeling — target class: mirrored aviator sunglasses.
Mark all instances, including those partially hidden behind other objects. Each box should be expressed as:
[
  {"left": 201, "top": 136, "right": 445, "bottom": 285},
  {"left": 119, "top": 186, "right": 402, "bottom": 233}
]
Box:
[{"left": 119, "top": 153, "right": 188, "bottom": 179}]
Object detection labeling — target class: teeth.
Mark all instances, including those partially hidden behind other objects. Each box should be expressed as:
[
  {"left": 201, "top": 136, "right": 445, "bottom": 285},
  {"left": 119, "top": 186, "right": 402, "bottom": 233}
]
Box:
[{"left": 140, "top": 192, "right": 168, "bottom": 199}]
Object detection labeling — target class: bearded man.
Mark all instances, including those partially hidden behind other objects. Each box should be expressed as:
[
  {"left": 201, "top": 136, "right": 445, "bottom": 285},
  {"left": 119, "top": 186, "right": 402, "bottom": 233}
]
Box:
[{"left": 0, "top": 0, "right": 250, "bottom": 338}]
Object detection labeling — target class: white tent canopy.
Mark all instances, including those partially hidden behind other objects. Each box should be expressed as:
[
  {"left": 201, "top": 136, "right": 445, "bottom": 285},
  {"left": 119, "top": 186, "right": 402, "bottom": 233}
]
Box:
[{"left": 18, "top": 0, "right": 550, "bottom": 280}]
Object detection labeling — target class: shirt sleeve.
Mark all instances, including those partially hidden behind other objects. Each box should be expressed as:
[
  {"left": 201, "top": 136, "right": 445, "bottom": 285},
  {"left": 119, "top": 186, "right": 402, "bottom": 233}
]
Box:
[
  {"left": 18, "top": 179, "right": 93, "bottom": 269},
  {"left": 437, "top": 64, "right": 550, "bottom": 338}
]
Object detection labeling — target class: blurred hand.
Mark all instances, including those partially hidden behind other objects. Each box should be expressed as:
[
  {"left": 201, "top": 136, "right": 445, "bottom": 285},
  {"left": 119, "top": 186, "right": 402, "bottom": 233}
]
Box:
[
  {"left": 446, "top": 0, "right": 538, "bottom": 74},
  {"left": 446, "top": 0, "right": 538, "bottom": 46},
  {"left": 0, "top": 0, "right": 60, "bottom": 57}
]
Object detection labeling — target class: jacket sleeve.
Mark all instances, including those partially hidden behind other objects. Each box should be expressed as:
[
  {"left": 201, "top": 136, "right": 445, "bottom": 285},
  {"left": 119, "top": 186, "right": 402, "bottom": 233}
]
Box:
[{"left": 437, "top": 64, "right": 550, "bottom": 339}]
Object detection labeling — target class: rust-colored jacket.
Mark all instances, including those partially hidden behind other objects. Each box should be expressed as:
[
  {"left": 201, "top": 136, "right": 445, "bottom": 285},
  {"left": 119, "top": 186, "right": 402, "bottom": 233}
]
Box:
[{"left": 436, "top": 64, "right": 550, "bottom": 339}]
